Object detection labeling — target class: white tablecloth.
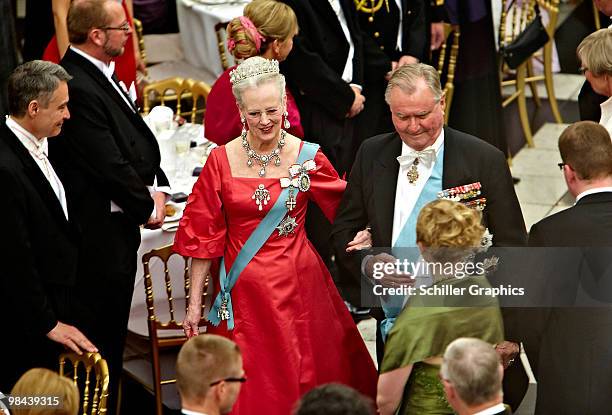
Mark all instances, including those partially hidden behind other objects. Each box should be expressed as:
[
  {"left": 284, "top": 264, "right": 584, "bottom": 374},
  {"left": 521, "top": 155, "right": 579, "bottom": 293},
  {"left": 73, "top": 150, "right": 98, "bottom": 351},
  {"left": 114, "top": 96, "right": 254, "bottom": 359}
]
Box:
[{"left": 176, "top": 0, "right": 249, "bottom": 77}]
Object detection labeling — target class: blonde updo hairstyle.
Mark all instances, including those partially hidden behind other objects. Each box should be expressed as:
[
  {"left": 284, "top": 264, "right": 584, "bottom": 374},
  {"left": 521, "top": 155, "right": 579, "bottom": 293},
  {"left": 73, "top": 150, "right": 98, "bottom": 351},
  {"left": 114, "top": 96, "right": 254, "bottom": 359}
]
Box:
[
  {"left": 227, "top": 0, "right": 298, "bottom": 60},
  {"left": 416, "top": 200, "right": 485, "bottom": 263},
  {"left": 10, "top": 368, "right": 79, "bottom": 415}
]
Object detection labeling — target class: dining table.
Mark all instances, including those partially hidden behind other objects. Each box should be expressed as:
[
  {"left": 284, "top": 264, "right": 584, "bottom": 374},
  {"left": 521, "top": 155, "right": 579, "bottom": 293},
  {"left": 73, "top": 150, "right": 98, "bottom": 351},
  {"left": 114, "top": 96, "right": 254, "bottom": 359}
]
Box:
[{"left": 176, "top": 0, "right": 251, "bottom": 78}]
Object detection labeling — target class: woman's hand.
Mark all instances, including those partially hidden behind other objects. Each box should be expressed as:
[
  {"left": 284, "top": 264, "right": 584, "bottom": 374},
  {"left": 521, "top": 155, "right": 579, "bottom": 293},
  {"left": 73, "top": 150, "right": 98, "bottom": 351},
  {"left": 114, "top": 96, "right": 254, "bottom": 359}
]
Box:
[
  {"left": 183, "top": 303, "right": 202, "bottom": 338},
  {"left": 346, "top": 227, "right": 372, "bottom": 252}
]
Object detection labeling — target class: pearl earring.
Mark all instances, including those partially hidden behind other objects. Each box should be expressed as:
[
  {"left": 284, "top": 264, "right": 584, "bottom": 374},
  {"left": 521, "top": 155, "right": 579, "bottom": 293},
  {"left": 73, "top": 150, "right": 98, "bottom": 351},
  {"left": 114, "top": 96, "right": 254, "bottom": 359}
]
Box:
[
  {"left": 241, "top": 116, "right": 247, "bottom": 135},
  {"left": 283, "top": 111, "right": 290, "bottom": 130}
]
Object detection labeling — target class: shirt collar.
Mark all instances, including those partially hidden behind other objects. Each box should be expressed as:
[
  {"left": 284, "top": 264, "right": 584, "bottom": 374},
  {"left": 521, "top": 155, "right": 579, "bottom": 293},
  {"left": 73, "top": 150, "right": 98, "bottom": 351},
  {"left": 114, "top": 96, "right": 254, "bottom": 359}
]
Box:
[
  {"left": 5, "top": 116, "right": 48, "bottom": 157},
  {"left": 575, "top": 186, "right": 612, "bottom": 203},
  {"left": 472, "top": 403, "right": 506, "bottom": 415},
  {"left": 181, "top": 409, "right": 208, "bottom": 415},
  {"left": 70, "top": 46, "right": 116, "bottom": 80},
  {"left": 400, "top": 127, "right": 445, "bottom": 157}
]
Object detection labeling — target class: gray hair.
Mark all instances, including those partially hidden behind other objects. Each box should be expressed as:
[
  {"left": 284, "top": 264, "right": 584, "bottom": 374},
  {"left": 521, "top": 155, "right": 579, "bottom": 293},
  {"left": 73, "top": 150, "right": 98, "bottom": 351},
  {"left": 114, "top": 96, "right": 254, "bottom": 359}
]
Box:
[
  {"left": 8, "top": 60, "right": 72, "bottom": 117},
  {"left": 577, "top": 28, "right": 612, "bottom": 77},
  {"left": 385, "top": 63, "right": 443, "bottom": 104},
  {"left": 440, "top": 338, "right": 502, "bottom": 406},
  {"left": 231, "top": 57, "right": 286, "bottom": 108}
]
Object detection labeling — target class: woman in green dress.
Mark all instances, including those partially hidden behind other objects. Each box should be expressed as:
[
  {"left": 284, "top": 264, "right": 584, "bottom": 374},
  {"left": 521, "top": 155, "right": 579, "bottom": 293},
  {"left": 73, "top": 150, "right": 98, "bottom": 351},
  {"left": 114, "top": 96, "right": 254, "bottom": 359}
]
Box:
[{"left": 376, "top": 200, "right": 504, "bottom": 415}]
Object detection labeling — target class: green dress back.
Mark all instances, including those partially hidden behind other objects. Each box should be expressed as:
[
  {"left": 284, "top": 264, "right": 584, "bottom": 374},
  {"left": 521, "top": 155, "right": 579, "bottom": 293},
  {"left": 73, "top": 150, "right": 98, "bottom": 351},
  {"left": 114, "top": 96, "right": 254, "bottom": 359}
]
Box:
[{"left": 380, "top": 275, "right": 504, "bottom": 415}]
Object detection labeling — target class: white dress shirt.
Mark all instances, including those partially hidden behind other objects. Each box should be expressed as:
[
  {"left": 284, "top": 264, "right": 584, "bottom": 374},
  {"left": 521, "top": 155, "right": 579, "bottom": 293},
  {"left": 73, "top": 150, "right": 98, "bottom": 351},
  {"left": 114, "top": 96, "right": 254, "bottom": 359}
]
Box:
[
  {"left": 391, "top": 129, "right": 445, "bottom": 246},
  {"left": 70, "top": 46, "right": 171, "bottom": 216},
  {"left": 327, "top": 0, "right": 356, "bottom": 83},
  {"left": 394, "top": 0, "right": 404, "bottom": 52},
  {"left": 181, "top": 409, "right": 208, "bottom": 415},
  {"left": 599, "top": 95, "right": 612, "bottom": 137},
  {"left": 5, "top": 116, "right": 69, "bottom": 220},
  {"left": 575, "top": 186, "right": 612, "bottom": 204},
  {"left": 472, "top": 402, "right": 506, "bottom": 415}
]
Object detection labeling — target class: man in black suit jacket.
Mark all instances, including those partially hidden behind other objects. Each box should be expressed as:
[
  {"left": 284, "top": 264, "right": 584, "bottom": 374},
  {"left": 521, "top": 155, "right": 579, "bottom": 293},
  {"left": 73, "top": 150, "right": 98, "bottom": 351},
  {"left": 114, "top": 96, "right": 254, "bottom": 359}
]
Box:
[
  {"left": 48, "top": 0, "right": 168, "bottom": 405},
  {"left": 442, "top": 338, "right": 511, "bottom": 415},
  {"left": 280, "top": 0, "right": 391, "bottom": 176},
  {"left": 331, "top": 63, "right": 528, "bottom": 410},
  {"left": 526, "top": 121, "right": 612, "bottom": 414},
  {"left": 355, "top": 0, "right": 428, "bottom": 65},
  {"left": 0, "top": 61, "right": 97, "bottom": 391}
]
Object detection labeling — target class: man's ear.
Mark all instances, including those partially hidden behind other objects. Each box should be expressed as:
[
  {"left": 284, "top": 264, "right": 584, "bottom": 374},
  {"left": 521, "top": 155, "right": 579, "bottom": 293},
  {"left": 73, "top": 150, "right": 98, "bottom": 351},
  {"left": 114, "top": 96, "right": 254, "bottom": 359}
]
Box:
[
  {"left": 90, "top": 28, "right": 106, "bottom": 47},
  {"left": 27, "top": 100, "right": 40, "bottom": 118}
]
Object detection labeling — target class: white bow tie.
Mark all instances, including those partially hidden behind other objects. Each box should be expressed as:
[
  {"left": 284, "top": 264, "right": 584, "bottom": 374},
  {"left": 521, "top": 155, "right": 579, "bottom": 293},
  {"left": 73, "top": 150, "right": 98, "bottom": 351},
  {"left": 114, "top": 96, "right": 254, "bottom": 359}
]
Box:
[
  {"left": 397, "top": 148, "right": 437, "bottom": 168},
  {"left": 103, "top": 61, "right": 116, "bottom": 80}
]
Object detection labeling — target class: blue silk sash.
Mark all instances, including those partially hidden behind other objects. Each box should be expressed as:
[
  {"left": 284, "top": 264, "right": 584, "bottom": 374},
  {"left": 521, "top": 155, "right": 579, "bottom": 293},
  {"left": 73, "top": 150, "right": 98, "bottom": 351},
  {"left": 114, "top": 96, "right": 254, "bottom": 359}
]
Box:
[{"left": 380, "top": 146, "right": 444, "bottom": 340}]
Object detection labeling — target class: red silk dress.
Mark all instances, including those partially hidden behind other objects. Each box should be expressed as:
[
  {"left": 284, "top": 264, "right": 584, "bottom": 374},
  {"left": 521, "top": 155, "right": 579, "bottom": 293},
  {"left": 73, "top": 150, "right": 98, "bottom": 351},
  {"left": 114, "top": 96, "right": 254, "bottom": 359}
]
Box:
[
  {"left": 173, "top": 145, "right": 377, "bottom": 414},
  {"left": 42, "top": 0, "right": 137, "bottom": 90},
  {"left": 204, "top": 66, "right": 305, "bottom": 145}
]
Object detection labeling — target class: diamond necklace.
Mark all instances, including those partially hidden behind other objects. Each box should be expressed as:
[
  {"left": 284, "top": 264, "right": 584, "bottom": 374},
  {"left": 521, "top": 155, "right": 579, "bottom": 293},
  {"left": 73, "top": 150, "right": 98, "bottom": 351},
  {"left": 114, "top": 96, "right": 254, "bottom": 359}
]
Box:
[{"left": 242, "top": 130, "right": 286, "bottom": 177}]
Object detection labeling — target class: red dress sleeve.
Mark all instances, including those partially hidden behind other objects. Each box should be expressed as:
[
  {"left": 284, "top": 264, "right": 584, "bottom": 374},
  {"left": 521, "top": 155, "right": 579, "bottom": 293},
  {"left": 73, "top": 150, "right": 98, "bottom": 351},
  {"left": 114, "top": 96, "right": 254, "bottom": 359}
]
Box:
[
  {"left": 308, "top": 149, "right": 347, "bottom": 223},
  {"left": 173, "top": 148, "right": 227, "bottom": 258},
  {"left": 204, "top": 67, "right": 242, "bottom": 145}
]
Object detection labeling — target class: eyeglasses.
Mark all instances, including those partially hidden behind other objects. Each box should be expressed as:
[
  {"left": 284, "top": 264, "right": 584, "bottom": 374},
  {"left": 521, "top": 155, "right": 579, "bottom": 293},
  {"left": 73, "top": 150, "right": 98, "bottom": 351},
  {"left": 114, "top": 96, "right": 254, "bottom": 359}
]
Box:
[
  {"left": 209, "top": 376, "right": 247, "bottom": 387},
  {"left": 100, "top": 21, "right": 131, "bottom": 32},
  {"left": 244, "top": 106, "right": 282, "bottom": 121},
  {"left": 558, "top": 162, "right": 566, "bottom": 170}
]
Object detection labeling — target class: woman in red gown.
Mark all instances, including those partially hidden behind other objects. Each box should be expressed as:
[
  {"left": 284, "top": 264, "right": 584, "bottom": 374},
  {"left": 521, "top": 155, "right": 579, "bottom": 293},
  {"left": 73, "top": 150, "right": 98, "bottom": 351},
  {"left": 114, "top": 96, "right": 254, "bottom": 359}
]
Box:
[
  {"left": 204, "top": 0, "right": 304, "bottom": 145},
  {"left": 174, "top": 56, "right": 376, "bottom": 415},
  {"left": 43, "top": 0, "right": 142, "bottom": 91}
]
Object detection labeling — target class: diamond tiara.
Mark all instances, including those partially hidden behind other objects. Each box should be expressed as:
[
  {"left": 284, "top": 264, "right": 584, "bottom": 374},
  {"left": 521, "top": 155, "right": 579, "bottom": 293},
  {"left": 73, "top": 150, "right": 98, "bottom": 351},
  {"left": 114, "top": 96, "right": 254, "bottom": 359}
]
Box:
[{"left": 230, "top": 58, "right": 280, "bottom": 86}]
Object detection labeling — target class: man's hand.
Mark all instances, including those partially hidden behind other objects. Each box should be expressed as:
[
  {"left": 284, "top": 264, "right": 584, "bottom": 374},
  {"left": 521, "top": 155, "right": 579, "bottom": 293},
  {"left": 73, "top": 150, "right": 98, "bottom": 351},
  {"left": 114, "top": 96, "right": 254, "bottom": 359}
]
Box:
[
  {"left": 430, "top": 22, "right": 445, "bottom": 51},
  {"left": 398, "top": 55, "right": 419, "bottom": 67},
  {"left": 365, "top": 253, "right": 415, "bottom": 288},
  {"left": 145, "top": 191, "right": 167, "bottom": 229},
  {"left": 347, "top": 85, "right": 366, "bottom": 118},
  {"left": 495, "top": 341, "right": 520, "bottom": 369},
  {"left": 346, "top": 227, "right": 373, "bottom": 252},
  {"left": 46, "top": 322, "right": 98, "bottom": 355}
]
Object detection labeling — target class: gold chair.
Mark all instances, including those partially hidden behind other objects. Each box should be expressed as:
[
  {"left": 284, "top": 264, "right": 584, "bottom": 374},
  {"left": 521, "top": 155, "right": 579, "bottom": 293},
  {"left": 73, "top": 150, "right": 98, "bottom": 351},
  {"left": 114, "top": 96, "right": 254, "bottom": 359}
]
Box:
[
  {"left": 499, "top": 0, "right": 562, "bottom": 147},
  {"left": 142, "top": 77, "right": 186, "bottom": 114},
  {"left": 593, "top": 0, "right": 602, "bottom": 30},
  {"left": 59, "top": 352, "right": 110, "bottom": 415},
  {"left": 123, "top": 244, "right": 209, "bottom": 415},
  {"left": 132, "top": 18, "right": 147, "bottom": 68},
  {"left": 432, "top": 23, "right": 460, "bottom": 124},
  {"left": 180, "top": 79, "right": 212, "bottom": 123},
  {"left": 215, "top": 21, "right": 231, "bottom": 71}
]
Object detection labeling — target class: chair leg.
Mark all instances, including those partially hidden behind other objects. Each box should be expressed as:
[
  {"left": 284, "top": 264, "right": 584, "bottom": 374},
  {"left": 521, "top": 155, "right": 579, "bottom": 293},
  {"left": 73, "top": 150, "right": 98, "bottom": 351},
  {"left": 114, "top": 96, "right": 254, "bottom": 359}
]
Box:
[
  {"left": 526, "top": 58, "right": 541, "bottom": 107},
  {"left": 116, "top": 376, "right": 123, "bottom": 415},
  {"left": 543, "top": 43, "right": 563, "bottom": 124},
  {"left": 516, "top": 65, "right": 535, "bottom": 147}
]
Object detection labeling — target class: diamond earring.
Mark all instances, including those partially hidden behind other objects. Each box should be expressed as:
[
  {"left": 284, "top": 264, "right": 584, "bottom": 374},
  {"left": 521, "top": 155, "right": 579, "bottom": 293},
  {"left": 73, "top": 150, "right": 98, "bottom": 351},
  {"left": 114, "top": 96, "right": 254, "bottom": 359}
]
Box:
[
  {"left": 283, "top": 111, "right": 290, "bottom": 130},
  {"left": 241, "top": 116, "right": 247, "bottom": 135}
]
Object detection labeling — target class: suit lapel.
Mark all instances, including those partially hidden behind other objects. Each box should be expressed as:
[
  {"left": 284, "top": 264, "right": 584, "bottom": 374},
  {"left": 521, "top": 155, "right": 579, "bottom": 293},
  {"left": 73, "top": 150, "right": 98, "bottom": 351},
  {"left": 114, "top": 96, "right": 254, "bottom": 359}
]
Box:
[
  {"left": 1, "top": 125, "right": 71, "bottom": 231},
  {"left": 373, "top": 134, "right": 402, "bottom": 245},
  {"left": 441, "top": 127, "right": 470, "bottom": 189},
  {"left": 62, "top": 49, "right": 157, "bottom": 145},
  {"left": 63, "top": 49, "right": 143, "bottom": 125}
]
